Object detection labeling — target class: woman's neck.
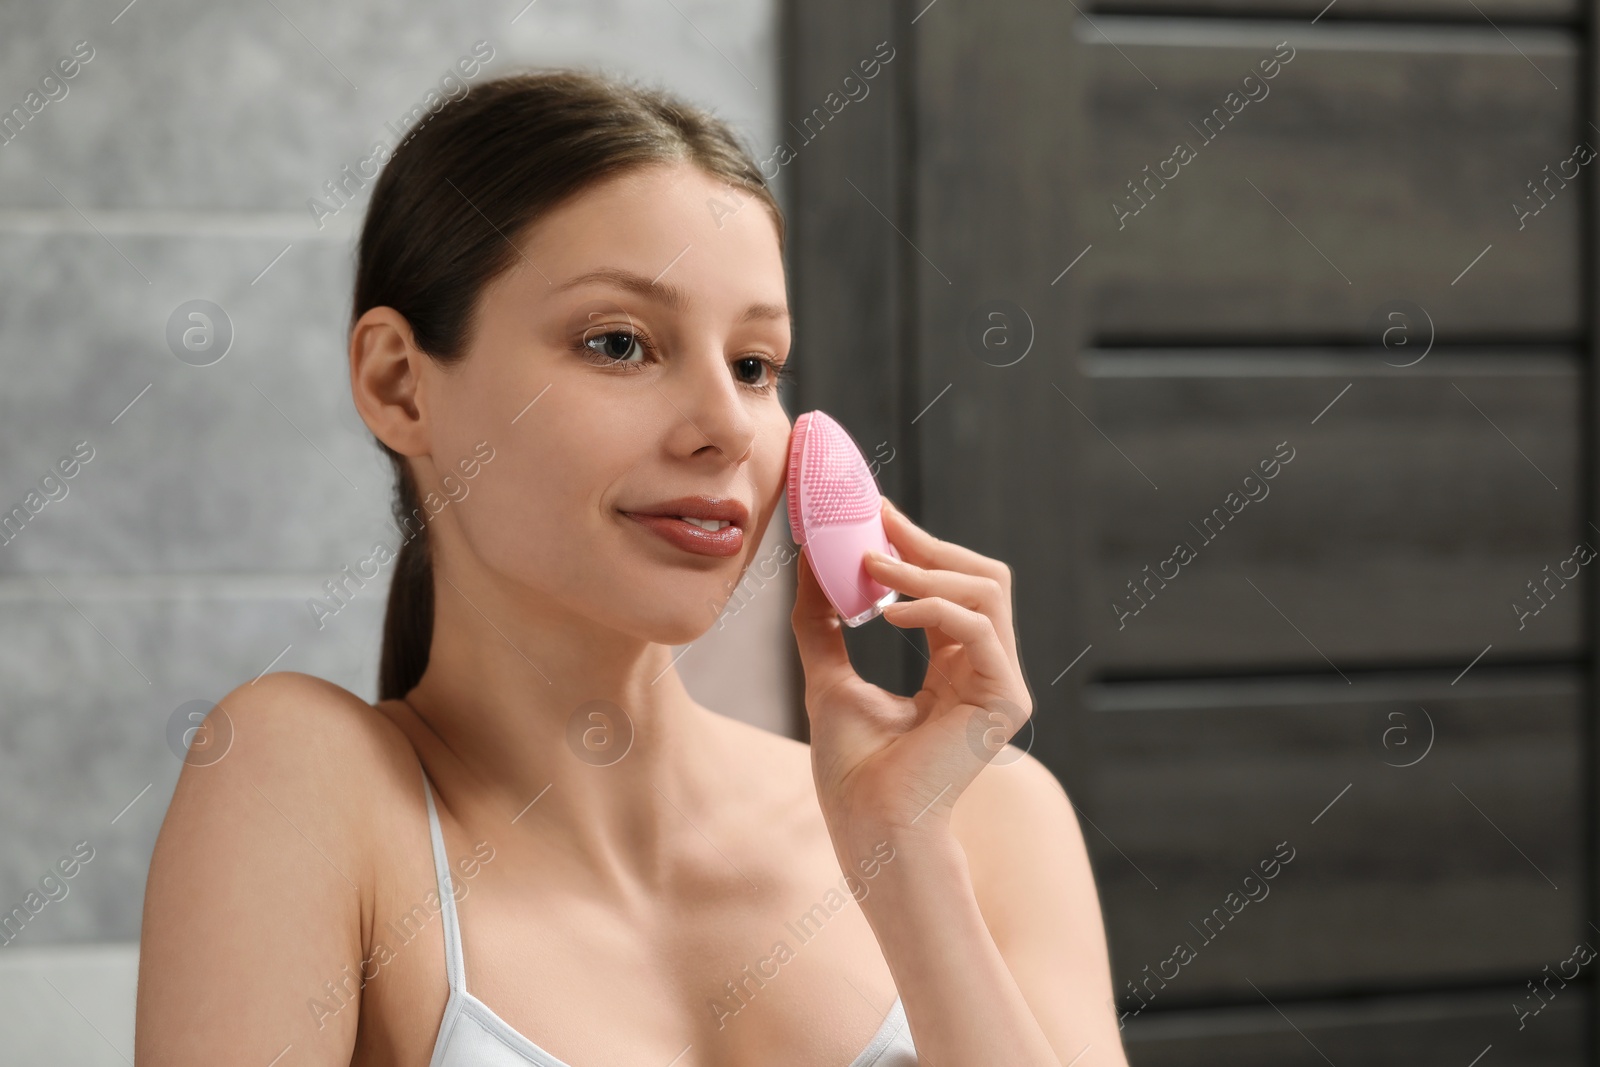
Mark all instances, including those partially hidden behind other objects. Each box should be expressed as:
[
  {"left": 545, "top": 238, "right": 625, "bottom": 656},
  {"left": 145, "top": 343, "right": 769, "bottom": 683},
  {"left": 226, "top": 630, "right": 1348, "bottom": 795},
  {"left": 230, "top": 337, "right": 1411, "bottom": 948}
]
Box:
[{"left": 397, "top": 585, "right": 732, "bottom": 901}]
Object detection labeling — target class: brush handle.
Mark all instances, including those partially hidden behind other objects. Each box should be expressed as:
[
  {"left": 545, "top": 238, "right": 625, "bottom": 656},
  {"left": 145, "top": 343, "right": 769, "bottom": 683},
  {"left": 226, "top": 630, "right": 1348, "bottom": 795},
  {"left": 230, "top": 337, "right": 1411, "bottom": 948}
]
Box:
[{"left": 805, "top": 518, "right": 901, "bottom": 627}]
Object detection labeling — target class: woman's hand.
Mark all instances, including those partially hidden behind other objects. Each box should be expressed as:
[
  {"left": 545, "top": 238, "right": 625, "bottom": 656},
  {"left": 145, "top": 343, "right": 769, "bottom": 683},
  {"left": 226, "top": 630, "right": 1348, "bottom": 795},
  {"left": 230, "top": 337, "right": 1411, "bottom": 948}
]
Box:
[{"left": 791, "top": 495, "right": 1034, "bottom": 855}]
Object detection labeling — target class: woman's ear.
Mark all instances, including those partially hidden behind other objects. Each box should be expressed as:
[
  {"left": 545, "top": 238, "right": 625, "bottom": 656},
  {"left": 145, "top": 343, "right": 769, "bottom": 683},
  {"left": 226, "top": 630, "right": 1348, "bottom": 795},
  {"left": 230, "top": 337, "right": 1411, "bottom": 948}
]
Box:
[{"left": 350, "top": 306, "right": 430, "bottom": 457}]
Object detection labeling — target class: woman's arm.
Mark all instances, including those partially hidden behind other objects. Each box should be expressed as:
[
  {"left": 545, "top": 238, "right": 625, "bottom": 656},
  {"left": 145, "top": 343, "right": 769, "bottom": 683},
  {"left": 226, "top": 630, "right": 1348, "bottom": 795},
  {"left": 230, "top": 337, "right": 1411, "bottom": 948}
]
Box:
[
  {"left": 842, "top": 753, "right": 1130, "bottom": 1067},
  {"left": 135, "top": 672, "right": 375, "bottom": 1065},
  {"left": 792, "top": 497, "right": 1130, "bottom": 1067}
]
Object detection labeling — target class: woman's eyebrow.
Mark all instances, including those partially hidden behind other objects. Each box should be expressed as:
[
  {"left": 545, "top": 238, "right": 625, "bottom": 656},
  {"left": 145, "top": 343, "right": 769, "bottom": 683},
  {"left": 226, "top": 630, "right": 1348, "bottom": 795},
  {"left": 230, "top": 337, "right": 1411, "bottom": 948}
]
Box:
[{"left": 554, "top": 266, "right": 789, "bottom": 324}]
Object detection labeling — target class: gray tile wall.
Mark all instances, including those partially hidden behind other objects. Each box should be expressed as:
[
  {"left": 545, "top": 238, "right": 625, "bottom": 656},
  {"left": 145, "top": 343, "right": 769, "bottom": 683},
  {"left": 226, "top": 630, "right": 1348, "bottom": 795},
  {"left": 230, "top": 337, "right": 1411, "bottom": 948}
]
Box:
[{"left": 0, "top": 0, "right": 784, "bottom": 1055}]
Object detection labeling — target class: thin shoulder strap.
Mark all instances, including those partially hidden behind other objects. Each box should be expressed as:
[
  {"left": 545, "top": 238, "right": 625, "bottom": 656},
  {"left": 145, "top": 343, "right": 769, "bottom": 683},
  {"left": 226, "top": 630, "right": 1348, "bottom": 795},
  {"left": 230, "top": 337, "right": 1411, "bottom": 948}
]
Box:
[{"left": 420, "top": 763, "right": 468, "bottom": 995}]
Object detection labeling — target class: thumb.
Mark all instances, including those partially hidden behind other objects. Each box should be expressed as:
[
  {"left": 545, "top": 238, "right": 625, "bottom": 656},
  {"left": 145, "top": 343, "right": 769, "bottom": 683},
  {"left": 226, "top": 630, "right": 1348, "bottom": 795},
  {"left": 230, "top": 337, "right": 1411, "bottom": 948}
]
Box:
[{"left": 790, "top": 547, "right": 855, "bottom": 700}]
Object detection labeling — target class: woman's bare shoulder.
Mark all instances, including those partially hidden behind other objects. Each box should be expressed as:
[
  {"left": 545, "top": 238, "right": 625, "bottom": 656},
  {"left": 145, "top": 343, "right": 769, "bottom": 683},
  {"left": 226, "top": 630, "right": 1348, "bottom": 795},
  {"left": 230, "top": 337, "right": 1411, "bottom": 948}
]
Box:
[
  {"left": 136, "top": 671, "right": 421, "bottom": 1064},
  {"left": 208, "top": 669, "right": 418, "bottom": 782},
  {"left": 169, "top": 670, "right": 425, "bottom": 836},
  {"left": 713, "top": 709, "right": 1057, "bottom": 900}
]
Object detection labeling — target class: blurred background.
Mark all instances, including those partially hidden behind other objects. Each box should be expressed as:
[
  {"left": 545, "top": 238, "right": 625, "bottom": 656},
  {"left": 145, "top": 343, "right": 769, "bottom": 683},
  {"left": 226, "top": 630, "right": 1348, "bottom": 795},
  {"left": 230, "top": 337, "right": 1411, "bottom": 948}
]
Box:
[{"left": 0, "top": 0, "right": 1591, "bottom": 1063}]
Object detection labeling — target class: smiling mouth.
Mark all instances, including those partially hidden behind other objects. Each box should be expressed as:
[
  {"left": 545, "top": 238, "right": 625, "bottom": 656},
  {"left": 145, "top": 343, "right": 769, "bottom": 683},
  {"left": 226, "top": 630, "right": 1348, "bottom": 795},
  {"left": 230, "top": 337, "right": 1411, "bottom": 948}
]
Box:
[
  {"left": 620, "top": 511, "right": 745, "bottom": 558},
  {"left": 619, "top": 510, "right": 736, "bottom": 531}
]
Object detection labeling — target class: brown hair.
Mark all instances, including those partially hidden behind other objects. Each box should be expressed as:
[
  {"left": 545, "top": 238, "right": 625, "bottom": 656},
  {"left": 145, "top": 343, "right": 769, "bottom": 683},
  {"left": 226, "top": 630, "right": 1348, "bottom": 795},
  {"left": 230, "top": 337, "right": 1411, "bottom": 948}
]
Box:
[{"left": 352, "top": 68, "right": 785, "bottom": 702}]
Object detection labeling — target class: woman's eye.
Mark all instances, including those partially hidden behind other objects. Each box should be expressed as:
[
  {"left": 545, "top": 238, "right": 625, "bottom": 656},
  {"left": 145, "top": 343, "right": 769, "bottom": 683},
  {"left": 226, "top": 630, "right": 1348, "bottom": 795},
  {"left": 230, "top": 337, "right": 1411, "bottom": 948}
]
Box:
[
  {"left": 578, "top": 331, "right": 781, "bottom": 391},
  {"left": 734, "top": 356, "right": 769, "bottom": 387},
  {"left": 584, "top": 329, "right": 644, "bottom": 363}
]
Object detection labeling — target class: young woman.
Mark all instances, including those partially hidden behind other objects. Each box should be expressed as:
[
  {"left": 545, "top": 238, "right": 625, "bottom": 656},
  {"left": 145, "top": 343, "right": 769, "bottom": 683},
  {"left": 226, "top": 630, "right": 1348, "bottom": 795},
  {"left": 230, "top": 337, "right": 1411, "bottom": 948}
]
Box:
[{"left": 135, "top": 70, "right": 1129, "bottom": 1067}]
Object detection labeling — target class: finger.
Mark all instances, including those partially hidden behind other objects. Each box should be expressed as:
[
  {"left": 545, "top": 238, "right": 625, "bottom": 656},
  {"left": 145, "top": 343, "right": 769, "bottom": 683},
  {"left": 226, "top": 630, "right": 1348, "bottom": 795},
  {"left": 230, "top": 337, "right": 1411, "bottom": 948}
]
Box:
[
  {"left": 818, "top": 554, "right": 969, "bottom": 682},
  {"left": 866, "top": 551, "right": 1011, "bottom": 629},
  {"left": 790, "top": 548, "right": 856, "bottom": 700},
  {"left": 864, "top": 548, "right": 1019, "bottom": 666},
  {"left": 866, "top": 551, "right": 1005, "bottom": 612},
  {"left": 881, "top": 595, "right": 1016, "bottom": 686},
  {"left": 879, "top": 497, "right": 1012, "bottom": 587},
  {"left": 876, "top": 497, "right": 1022, "bottom": 671}
]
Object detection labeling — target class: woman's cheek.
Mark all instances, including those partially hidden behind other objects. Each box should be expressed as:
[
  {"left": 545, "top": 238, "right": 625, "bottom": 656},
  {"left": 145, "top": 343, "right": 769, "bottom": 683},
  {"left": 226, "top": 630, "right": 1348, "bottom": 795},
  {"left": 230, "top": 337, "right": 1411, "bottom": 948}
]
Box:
[{"left": 448, "top": 450, "right": 562, "bottom": 576}]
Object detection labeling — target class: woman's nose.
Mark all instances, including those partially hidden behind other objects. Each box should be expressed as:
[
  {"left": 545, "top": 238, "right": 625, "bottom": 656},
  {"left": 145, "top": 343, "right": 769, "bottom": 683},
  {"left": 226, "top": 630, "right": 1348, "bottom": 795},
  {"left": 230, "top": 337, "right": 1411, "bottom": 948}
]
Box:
[{"left": 661, "top": 348, "right": 757, "bottom": 468}]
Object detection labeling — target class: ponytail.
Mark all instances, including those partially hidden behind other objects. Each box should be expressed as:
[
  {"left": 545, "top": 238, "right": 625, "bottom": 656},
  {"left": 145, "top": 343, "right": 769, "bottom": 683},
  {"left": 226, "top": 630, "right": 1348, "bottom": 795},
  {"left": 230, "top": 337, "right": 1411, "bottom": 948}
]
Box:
[{"left": 377, "top": 459, "right": 434, "bottom": 701}]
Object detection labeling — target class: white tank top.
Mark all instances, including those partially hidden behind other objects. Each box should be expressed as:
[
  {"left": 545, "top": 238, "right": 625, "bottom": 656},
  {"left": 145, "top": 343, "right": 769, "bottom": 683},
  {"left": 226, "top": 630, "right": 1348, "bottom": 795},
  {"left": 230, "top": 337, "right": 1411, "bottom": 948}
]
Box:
[{"left": 420, "top": 766, "right": 919, "bottom": 1066}]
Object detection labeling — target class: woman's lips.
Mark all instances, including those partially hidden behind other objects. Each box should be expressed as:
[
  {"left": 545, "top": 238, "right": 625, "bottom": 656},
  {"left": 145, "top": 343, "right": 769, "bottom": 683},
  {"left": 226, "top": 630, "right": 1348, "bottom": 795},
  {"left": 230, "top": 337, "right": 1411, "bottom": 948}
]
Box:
[{"left": 622, "top": 512, "right": 745, "bottom": 557}]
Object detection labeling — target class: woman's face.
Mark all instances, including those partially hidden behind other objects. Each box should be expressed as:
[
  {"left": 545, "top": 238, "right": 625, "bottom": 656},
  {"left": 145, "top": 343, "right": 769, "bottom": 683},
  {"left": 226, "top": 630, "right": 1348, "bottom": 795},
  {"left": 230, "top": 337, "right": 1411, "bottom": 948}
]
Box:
[{"left": 417, "top": 160, "right": 793, "bottom": 646}]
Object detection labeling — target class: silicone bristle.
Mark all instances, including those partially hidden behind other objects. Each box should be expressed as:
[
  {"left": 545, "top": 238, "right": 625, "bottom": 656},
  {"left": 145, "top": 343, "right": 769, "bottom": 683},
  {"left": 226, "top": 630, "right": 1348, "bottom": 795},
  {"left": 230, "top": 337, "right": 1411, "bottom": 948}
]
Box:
[
  {"left": 786, "top": 412, "right": 810, "bottom": 543},
  {"left": 798, "top": 412, "right": 880, "bottom": 527}
]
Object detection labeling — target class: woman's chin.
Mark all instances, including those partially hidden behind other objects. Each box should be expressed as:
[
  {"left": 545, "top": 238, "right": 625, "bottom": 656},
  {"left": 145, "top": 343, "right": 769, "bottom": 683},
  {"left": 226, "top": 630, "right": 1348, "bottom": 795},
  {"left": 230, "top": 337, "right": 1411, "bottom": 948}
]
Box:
[
  {"left": 651, "top": 605, "right": 728, "bottom": 647},
  {"left": 618, "top": 594, "right": 741, "bottom": 649}
]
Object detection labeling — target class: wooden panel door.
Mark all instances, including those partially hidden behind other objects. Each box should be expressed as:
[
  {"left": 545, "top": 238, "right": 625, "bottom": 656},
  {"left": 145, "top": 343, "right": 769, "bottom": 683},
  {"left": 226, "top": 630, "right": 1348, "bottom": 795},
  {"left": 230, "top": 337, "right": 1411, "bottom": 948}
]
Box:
[{"left": 785, "top": 0, "right": 1594, "bottom": 1061}]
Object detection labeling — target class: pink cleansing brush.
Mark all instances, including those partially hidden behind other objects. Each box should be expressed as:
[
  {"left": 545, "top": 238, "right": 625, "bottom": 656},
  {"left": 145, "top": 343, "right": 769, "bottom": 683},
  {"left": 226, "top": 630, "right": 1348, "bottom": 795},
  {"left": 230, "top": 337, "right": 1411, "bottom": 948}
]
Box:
[{"left": 786, "top": 410, "right": 901, "bottom": 627}]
